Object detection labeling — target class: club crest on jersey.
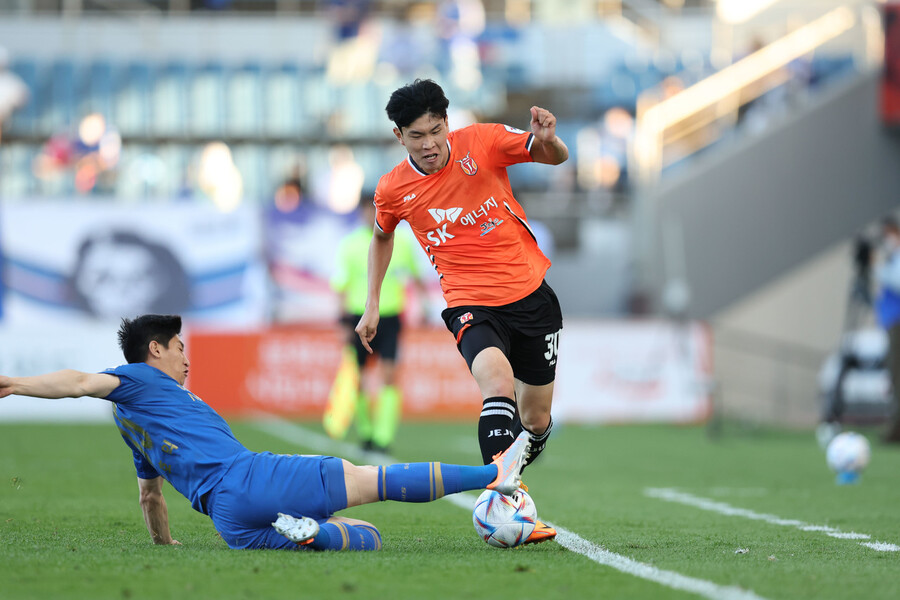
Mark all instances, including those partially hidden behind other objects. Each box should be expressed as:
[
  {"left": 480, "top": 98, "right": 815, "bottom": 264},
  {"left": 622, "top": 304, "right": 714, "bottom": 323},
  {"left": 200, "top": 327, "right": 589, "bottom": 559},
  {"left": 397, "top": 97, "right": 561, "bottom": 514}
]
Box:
[
  {"left": 456, "top": 152, "right": 478, "bottom": 176},
  {"left": 459, "top": 312, "right": 474, "bottom": 325}
]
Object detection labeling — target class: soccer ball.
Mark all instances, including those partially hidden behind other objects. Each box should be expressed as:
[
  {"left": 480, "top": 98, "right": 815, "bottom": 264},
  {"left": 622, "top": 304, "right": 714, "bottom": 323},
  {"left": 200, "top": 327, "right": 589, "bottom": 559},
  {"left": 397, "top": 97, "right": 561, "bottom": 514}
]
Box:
[
  {"left": 472, "top": 488, "right": 537, "bottom": 548},
  {"left": 826, "top": 431, "right": 871, "bottom": 475}
]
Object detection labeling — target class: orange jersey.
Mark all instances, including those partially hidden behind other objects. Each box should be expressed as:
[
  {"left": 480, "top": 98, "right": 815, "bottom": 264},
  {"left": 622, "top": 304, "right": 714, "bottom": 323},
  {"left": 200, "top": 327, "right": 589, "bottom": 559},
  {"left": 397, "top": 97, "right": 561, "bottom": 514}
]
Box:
[{"left": 374, "top": 123, "right": 551, "bottom": 308}]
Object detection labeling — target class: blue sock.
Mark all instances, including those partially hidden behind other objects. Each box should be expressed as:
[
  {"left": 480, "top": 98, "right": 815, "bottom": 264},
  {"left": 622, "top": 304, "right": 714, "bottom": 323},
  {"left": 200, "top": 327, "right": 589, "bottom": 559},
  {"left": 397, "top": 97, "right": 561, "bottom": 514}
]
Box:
[
  {"left": 377, "top": 462, "right": 498, "bottom": 502},
  {"left": 309, "top": 522, "right": 382, "bottom": 551}
]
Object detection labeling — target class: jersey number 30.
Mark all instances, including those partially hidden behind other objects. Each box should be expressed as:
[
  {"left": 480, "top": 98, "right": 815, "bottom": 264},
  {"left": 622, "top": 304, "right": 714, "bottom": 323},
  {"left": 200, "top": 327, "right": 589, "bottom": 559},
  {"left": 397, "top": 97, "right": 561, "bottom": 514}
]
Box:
[{"left": 544, "top": 331, "right": 560, "bottom": 362}]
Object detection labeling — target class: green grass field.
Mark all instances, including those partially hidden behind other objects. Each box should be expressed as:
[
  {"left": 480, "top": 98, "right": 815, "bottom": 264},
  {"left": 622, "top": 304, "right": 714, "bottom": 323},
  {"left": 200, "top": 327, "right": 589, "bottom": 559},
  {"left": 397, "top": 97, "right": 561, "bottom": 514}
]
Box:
[{"left": 2, "top": 419, "right": 899, "bottom": 600}]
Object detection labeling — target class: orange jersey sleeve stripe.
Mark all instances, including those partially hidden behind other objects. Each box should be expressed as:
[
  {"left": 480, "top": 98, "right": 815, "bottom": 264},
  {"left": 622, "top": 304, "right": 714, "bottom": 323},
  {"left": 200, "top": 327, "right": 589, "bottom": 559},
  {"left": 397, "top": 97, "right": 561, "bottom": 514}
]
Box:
[{"left": 374, "top": 123, "right": 550, "bottom": 307}]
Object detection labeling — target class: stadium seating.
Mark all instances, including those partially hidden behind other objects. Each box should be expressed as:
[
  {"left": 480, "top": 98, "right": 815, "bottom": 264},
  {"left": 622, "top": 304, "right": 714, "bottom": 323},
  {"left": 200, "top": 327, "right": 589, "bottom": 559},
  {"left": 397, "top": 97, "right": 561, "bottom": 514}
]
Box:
[{"left": 0, "top": 45, "right": 859, "bottom": 202}]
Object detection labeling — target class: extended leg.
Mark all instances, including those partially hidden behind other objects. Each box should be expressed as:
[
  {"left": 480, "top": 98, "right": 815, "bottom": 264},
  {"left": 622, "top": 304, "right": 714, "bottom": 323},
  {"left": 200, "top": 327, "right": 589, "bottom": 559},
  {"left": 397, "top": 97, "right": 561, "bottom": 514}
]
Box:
[{"left": 341, "top": 432, "right": 529, "bottom": 507}]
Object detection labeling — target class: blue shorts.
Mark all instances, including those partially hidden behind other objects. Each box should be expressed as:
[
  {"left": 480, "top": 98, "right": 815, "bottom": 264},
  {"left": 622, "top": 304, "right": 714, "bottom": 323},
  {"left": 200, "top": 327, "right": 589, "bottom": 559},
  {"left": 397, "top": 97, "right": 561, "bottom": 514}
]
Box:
[{"left": 205, "top": 452, "right": 348, "bottom": 550}]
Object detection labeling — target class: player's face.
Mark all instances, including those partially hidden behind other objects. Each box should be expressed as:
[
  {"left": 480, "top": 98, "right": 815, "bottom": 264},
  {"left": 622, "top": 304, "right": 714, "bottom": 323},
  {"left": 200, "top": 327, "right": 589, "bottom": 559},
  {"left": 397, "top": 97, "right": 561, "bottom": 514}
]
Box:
[
  {"left": 157, "top": 334, "right": 190, "bottom": 385},
  {"left": 395, "top": 114, "right": 450, "bottom": 174}
]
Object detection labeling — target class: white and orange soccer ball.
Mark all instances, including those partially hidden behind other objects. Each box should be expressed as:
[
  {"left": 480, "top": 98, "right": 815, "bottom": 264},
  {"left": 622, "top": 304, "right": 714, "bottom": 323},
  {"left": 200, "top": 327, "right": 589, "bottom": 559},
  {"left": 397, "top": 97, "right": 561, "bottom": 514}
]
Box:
[{"left": 472, "top": 488, "right": 537, "bottom": 548}]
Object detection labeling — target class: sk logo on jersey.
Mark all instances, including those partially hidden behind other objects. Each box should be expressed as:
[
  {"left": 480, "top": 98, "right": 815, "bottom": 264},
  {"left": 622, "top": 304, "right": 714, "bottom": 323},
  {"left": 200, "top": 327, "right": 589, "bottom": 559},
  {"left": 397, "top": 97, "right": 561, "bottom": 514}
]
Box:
[
  {"left": 456, "top": 152, "right": 478, "bottom": 176},
  {"left": 428, "top": 207, "right": 463, "bottom": 223}
]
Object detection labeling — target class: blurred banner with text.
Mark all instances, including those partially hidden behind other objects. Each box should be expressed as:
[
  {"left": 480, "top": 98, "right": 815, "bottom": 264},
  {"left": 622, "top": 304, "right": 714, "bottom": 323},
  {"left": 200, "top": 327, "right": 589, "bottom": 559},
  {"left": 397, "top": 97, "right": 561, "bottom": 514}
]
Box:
[{"left": 185, "top": 320, "right": 711, "bottom": 424}]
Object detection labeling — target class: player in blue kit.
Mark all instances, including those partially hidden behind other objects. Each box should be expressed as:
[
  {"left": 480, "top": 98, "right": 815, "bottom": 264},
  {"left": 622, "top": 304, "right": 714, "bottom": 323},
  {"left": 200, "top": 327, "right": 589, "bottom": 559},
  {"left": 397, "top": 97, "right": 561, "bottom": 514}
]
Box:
[{"left": 0, "top": 314, "right": 529, "bottom": 551}]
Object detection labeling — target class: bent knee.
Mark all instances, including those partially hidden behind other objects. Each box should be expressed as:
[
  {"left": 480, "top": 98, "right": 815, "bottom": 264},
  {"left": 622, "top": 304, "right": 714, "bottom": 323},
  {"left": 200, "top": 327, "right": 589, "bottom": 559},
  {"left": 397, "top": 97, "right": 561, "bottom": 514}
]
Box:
[
  {"left": 520, "top": 413, "right": 551, "bottom": 434},
  {"left": 518, "top": 402, "right": 552, "bottom": 433}
]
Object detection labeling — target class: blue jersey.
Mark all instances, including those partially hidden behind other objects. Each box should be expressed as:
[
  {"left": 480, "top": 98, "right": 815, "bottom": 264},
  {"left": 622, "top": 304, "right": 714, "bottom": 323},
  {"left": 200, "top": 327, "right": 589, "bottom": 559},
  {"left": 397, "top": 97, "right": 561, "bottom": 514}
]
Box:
[{"left": 104, "top": 363, "right": 249, "bottom": 514}]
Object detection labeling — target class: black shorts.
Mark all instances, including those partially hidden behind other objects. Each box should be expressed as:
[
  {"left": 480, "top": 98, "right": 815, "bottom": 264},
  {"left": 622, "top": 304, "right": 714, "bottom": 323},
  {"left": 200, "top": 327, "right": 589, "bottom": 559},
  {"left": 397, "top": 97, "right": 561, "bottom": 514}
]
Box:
[
  {"left": 342, "top": 314, "right": 402, "bottom": 367},
  {"left": 442, "top": 280, "right": 563, "bottom": 386}
]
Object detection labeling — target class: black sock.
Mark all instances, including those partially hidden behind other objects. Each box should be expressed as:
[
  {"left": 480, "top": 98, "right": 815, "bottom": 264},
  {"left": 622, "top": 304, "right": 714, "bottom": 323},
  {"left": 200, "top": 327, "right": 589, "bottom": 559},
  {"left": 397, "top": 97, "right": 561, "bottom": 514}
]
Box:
[
  {"left": 478, "top": 396, "right": 517, "bottom": 465},
  {"left": 523, "top": 417, "right": 553, "bottom": 468},
  {"left": 511, "top": 408, "right": 523, "bottom": 437}
]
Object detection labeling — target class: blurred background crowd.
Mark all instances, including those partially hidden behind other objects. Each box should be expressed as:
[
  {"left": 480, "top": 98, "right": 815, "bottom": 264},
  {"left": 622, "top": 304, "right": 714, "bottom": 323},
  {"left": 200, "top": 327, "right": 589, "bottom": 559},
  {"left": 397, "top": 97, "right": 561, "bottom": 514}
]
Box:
[{"left": 0, "top": 1, "right": 869, "bottom": 214}]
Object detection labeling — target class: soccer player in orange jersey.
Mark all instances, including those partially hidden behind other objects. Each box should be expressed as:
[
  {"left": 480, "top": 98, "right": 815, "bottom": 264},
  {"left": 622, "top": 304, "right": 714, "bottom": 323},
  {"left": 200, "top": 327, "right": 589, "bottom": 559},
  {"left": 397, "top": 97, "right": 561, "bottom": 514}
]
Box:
[{"left": 355, "top": 79, "right": 568, "bottom": 544}]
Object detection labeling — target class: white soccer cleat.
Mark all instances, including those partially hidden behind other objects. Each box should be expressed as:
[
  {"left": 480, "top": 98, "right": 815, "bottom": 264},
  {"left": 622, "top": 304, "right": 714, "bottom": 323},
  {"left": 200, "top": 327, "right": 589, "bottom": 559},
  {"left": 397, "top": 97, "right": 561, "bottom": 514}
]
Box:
[
  {"left": 487, "top": 431, "right": 530, "bottom": 496},
  {"left": 272, "top": 512, "right": 319, "bottom": 546}
]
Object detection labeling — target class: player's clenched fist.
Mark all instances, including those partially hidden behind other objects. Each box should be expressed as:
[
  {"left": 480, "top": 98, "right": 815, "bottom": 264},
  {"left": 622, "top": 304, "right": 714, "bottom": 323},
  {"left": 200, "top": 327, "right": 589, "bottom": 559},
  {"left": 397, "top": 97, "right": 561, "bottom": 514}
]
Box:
[{"left": 529, "top": 106, "right": 557, "bottom": 142}]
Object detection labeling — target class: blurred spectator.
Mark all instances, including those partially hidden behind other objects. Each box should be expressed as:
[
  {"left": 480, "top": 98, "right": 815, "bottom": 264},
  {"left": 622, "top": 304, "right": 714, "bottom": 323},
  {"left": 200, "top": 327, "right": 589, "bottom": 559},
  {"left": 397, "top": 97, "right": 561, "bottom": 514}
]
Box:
[
  {"left": 884, "top": 5, "right": 900, "bottom": 126},
  {"left": 263, "top": 174, "right": 314, "bottom": 323},
  {"left": 576, "top": 106, "right": 633, "bottom": 198},
  {"left": 0, "top": 47, "right": 27, "bottom": 144},
  {"left": 325, "top": 0, "right": 380, "bottom": 84},
  {"left": 196, "top": 142, "right": 242, "bottom": 212},
  {"left": 735, "top": 33, "right": 811, "bottom": 133},
  {"left": 378, "top": 4, "right": 437, "bottom": 78},
  {"left": 264, "top": 171, "right": 317, "bottom": 265},
  {"left": 191, "top": 0, "right": 233, "bottom": 10},
  {"left": 310, "top": 144, "right": 365, "bottom": 214},
  {"left": 735, "top": 36, "right": 768, "bottom": 127},
  {"left": 263, "top": 168, "right": 358, "bottom": 324},
  {"left": 32, "top": 112, "right": 121, "bottom": 194},
  {"left": 273, "top": 177, "right": 305, "bottom": 216},
  {"left": 327, "top": 0, "right": 373, "bottom": 41},
  {"left": 876, "top": 216, "right": 900, "bottom": 443},
  {"left": 436, "top": 0, "right": 486, "bottom": 90}
]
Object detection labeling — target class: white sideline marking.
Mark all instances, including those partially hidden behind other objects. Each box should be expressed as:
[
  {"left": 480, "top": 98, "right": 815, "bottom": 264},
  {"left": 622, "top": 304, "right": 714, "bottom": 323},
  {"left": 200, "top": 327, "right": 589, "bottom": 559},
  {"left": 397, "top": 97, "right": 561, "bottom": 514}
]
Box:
[
  {"left": 252, "top": 418, "right": 769, "bottom": 600},
  {"left": 799, "top": 525, "right": 837, "bottom": 532},
  {"left": 441, "top": 491, "right": 765, "bottom": 600},
  {"left": 645, "top": 487, "right": 899, "bottom": 553},
  {"left": 861, "top": 542, "right": 900, "bottom": 551},
  {"left": 253, "top": 416, "right": 365, "bottom": 460},
  {"left": 827, "top": 532, "right": 871, "bottom": 540}
]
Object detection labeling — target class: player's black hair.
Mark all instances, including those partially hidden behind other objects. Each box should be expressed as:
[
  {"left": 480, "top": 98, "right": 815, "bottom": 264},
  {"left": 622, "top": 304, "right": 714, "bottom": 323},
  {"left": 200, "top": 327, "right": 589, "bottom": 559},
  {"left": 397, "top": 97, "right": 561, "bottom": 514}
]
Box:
[
  {"left": 385, "top": 79, "right": 450, "bottom": 131},
  {"left": 117, "top": 314, "right": 183, "bottom": 364}
]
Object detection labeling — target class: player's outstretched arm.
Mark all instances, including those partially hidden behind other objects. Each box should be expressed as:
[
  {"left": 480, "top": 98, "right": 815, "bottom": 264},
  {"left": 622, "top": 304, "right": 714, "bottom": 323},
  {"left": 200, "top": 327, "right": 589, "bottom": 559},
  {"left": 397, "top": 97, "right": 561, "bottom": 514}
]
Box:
[
  {"left": 0, "top": 370, "right": 120, "bottom": 400},
  {"left": 356, "top": 229, "right": 395, "bottom": 353},
  {"left": 138, "top": 476, "right": 180, "bottom": 546},
  {"left": 528, "top": 106, "right": 569, "bottom": 165}
]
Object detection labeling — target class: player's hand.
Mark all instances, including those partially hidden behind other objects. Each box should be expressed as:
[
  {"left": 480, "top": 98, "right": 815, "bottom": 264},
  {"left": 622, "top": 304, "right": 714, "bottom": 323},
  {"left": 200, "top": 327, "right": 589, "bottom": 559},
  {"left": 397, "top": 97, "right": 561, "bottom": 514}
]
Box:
[
  {"left": 530, "top": 106, "right": 557, "bottom": 143},
  {"left": 153, "top": 537, "right": 181, "bottom": 545},
  {"left": 355, "top": 311, "right": 379, "bottom": 354}
]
